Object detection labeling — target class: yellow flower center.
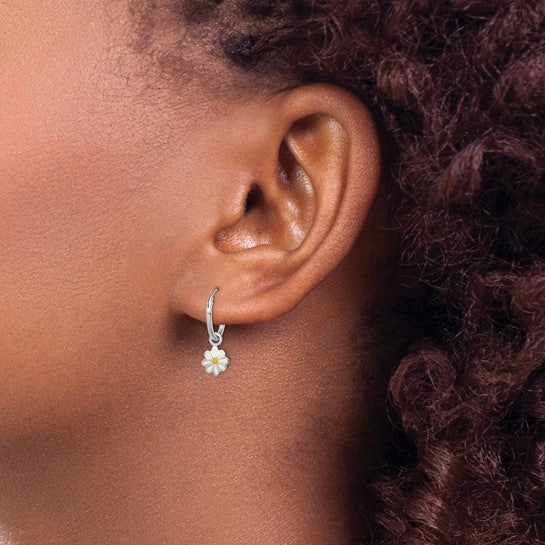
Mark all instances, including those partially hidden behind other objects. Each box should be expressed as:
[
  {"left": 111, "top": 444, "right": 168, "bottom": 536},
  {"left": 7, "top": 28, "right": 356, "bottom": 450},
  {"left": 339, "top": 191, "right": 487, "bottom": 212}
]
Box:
[{"left": 211, "top": 357, "right": 219, "bottom": 364}]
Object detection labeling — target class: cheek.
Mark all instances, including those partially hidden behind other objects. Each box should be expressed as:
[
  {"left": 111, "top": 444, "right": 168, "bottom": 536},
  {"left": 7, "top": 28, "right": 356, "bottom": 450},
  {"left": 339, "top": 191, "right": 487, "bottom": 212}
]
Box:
[
  {"left": 0, "top": 77, "right": 193, "bottom": 442},
  {"left": 0, "top": 4, "right": 212, "bottom": 439},
  {"left": 0, "top": 145, "right": 168, "bottom": 438}
]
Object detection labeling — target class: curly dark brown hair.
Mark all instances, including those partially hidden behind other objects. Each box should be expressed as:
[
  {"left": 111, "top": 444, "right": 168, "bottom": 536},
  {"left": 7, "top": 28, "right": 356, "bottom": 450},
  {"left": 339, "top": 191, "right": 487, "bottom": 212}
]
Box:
[{"left": 131, "top": 1, "right": 545, "bottom": 543}]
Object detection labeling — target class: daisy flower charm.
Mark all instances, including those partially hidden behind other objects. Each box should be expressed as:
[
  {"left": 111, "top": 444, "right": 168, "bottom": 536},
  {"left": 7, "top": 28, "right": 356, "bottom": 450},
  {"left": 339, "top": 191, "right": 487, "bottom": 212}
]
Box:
[{"left": 201, "top": 344, "right": 230, "bottom": 376}]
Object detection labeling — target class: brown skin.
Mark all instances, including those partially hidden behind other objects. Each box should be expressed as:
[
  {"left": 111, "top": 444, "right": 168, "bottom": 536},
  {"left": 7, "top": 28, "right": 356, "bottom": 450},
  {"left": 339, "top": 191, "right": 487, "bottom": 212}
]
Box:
[{"left": 0, "top": 2, "right": 396, "bottom": 544}]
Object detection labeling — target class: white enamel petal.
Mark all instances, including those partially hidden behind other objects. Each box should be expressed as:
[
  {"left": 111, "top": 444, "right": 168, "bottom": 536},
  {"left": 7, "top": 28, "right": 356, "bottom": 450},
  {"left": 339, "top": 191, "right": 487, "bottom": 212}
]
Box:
[
  {"left": 201, "top": 359, "right": 210, "bottom": 367},
  {"left": 212, "top": 365, "right": 220, "bottom": 376},
  {"left": 217, "top": 361, "right": 227, "bottom": 371},
  {"left": 204, "top": 364, "right": 214, "bottom": 374},
  {"left": 219, "top": 357, "right": 229, "bottom": 365},
  {"left": 211, "top": 345, "right": 219, "bottom": 357},
  {"left": 216, "top": 349, "right": 225, "bottom": 358},
  {"left": 204, "top": 350, "right": 213, "bottom": 360}
]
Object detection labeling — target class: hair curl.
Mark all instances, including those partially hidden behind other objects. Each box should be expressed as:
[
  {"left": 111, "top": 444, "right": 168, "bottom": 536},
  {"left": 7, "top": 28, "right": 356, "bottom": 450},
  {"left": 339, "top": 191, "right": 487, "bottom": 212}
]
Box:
[{"left": 137, "top": 1, "right": 545, "bottom": 543}]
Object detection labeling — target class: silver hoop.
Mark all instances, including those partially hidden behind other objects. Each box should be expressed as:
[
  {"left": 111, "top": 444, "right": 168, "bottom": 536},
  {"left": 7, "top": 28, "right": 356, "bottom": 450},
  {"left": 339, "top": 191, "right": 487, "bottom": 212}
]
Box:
[{"left": 206, "top": 287, "right": 225, "bottom": 346}]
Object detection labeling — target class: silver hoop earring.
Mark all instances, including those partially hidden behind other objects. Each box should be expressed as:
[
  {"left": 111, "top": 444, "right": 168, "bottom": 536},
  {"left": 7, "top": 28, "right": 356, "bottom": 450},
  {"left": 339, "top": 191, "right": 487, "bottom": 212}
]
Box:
[{"left": 201, "top": 287, "right": 230, "bottom": 376}]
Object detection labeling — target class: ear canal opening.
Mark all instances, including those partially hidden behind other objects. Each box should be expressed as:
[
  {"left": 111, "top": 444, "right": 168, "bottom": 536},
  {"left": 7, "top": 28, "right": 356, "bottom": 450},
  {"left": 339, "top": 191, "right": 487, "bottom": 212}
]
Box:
[{"left": 244, "top": 183, "right": 263, "bottom": 212}]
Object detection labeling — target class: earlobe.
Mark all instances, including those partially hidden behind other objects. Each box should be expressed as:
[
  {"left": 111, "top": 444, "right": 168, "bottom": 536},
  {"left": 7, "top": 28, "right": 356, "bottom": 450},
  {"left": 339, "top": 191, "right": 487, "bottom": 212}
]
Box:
[{"left": 169, "top": 83, "right": 381, "bottom": 326}]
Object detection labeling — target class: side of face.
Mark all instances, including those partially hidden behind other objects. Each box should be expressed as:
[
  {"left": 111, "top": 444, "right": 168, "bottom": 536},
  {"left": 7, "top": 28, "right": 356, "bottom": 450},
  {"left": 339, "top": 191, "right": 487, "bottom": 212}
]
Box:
[
  {"left": 0, "top": 1, "right": 383, "bottom": 441},
  {"left": 0, "top": 1, "right": 222, "bottom": 438}
]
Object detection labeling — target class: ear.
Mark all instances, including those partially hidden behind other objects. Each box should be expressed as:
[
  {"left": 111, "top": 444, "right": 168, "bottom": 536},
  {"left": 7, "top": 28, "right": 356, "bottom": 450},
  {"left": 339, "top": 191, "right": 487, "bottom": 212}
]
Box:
[{"left": 169, "top": 82, "right": 381, "bottom": 325}]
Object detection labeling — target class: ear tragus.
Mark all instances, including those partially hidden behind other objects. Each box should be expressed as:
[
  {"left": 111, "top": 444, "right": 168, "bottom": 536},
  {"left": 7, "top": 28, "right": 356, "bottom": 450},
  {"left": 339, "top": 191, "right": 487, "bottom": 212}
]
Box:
[{"left": 213, "top": 125, "right": 318, "bottom": 254}]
